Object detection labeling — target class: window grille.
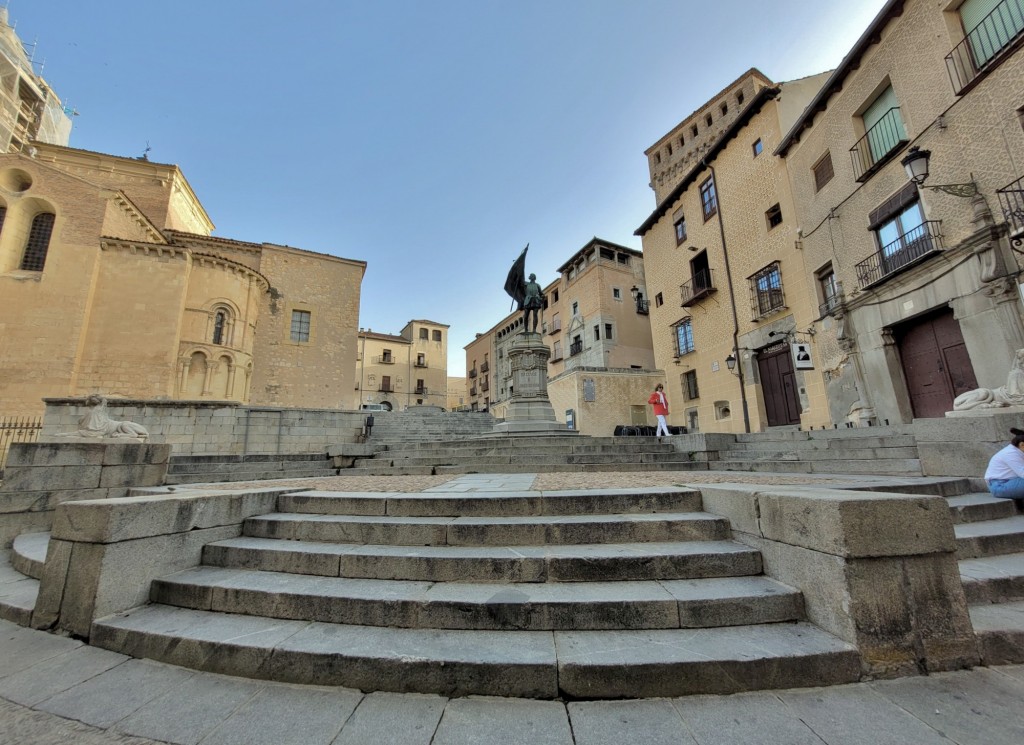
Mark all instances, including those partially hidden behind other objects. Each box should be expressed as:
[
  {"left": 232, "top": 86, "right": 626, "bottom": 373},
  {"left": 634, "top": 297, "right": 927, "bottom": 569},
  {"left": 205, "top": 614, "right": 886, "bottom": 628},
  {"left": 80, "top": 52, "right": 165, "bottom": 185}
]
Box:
[
  {"left": 20, "top": 212, "right": 55, "bottom": 271},
  {"left": 749, "top": 262, "right": 786, "bottom": 318},
  {"left": 675, "top": 319, "right": 695, "bottom": 356},
  {"left": 290, "top": 310, "right": 311, "bottom": 342}
]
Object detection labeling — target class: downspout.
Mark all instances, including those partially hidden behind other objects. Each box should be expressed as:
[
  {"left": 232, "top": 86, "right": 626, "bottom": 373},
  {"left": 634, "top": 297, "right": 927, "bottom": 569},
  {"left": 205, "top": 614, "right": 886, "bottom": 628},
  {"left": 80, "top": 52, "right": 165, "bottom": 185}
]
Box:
[{"left": 703, "top": 160, "right": 751, "bottom": 433}]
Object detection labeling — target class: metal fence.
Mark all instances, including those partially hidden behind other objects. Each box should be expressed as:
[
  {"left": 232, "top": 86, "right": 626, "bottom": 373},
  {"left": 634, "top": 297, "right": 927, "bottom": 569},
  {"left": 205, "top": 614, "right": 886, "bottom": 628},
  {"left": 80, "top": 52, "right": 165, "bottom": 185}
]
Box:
[{"left": 0, "top": 416, "right": 42, "bottom": 474}]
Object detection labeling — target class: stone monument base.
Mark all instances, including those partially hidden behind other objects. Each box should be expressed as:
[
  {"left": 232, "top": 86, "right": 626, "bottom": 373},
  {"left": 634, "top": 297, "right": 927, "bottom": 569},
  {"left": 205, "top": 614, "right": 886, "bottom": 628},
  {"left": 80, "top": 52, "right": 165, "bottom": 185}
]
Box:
[
  {"left": 491, "top": 331, "right": 577, "bottom": 437},
  {"left": 945, "top": 405, "right": 1024, "bottom": 418}
]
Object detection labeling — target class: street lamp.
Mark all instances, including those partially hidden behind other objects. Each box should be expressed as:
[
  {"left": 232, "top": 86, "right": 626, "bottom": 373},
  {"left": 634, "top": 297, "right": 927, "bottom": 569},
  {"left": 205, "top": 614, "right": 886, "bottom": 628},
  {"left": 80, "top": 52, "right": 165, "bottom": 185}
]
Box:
[
  {"left": 901, "top": 146, "right": 978, "bottom": 198},
  {"left": 630, "top": 285, "right": 639, "bottom": 301},
  {"left": 725, "top": 353, "right": 737, "bottom": 372}
]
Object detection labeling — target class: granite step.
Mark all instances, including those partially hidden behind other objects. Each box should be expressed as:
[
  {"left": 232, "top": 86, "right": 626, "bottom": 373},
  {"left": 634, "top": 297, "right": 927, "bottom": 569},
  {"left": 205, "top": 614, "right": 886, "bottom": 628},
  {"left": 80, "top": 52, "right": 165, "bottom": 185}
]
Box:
[
  {"left": 948, "top": 493, "right": 1022, "bottom": 525},
  {"left": 0, "top": 551, "right": 39, "bottom": 626},
  {"left": 955, "top": 516, "right": 1024, "bottom": 559},
  {"left": 91, "top": 605, "right": 861, "bottom": 698},
  {"left": 10, "top": 532, "right": 48, "bottom": 580},
  {"left": 724, "top": 434, "right": 918, "bottom": 451},
  {"left": 715, "top": 447, "right": 919, "bottom": 462},
  {"left": 713, "top": 459, "right": 923, "bottom": 476},
  {"left": 150, "top": 567, "right": 804, "bottom": 631},
  {"left": 732, "top": 427, "right": 910, "bottom": 443},
  {"left": 960, "top": 552, "right": 1024, "bottom": 604},
  {"left": 381, "top": 443, "right": 680, "bottom": 458},
  {"left": 202, "top": 536, "right": 764, "bottom": 582},
  {"left": 277, "top": 487, "right": 702, "bottom": 518},
  {"left": 243, "top": 511, "right": 731, "bottom": 546},
  {"left": 356, "top": 453, "right": 694, "bottom": 468},
  {"left": 969, "top": 600, "right": 1024, "bottom": 665}
]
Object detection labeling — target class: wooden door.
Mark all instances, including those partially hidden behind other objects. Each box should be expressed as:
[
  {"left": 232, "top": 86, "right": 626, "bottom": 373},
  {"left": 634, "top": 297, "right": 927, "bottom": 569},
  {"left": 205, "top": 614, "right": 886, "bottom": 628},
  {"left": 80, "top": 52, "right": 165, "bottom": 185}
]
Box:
[
  {"left": 897, "top": 309, "right": 978, "bottom": 418},
  {"left": 757, "top": 342, "right": 801, "bottom": 427}
]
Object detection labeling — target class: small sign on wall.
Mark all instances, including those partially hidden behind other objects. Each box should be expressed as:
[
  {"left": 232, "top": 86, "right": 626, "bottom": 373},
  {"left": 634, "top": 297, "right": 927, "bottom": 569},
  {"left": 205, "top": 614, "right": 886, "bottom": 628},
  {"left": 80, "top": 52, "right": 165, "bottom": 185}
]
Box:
[{"left": 792, "top": 342, "right": 813, "bottom": 370}]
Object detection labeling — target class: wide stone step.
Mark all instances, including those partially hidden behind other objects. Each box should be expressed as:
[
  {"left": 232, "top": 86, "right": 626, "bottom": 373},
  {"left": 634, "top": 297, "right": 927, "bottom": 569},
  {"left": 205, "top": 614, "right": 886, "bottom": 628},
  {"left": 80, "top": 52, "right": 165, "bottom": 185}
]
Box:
[
  {"left": 960, "top": 552, "right": 1024, "bottom": 604},
  {"left": 948, "top": 493, "right": 1022, "bottom": 524},
  {"left": 92, "top": 605, "right": 860, "bottom": 698},
  {"left": 151, "top": 567, "right": 803, "bottom": 631},
  {"left": 243, "top": 511, "right": 730, "bottom": 546},
  {"left": 955, "top": 516, "right": 1024, "bottom": 559},
  {"left": 359, "top": 453, "right": 691, "bottom": 467},
  {"left": 278, "top": 487, "right": 702, "bottom": 518},
  {"left": 380, "top": 443, "right": 680, "bottom": 458},
  {"left": 725, "top": 434, "right": 918, "bottom": 451},
  {"left": 167, "top": 460, "right": 334, "bottom": 475},
  {"left": 716, "top": 447, "right": 919, "bottom": 462},
  {"left": 0, "top": 551, "right": 39, "bottom": 626},
  {"left": 166, "top": 467, "right": 339, "bottom": 485},
  {"left": 714, "top": 459, "right": 922, "bottom": 476},
  {"left": 203, "top": 536, "right": 764, "bottom": 582},
  {"left": 970, "top": 600, "right": 1024, "bottom": 665},
  {"left": 10, "top": 532, "right": 48, "bottom": 580},
  {"left": 733, "top": 427, "right": 909, "bottom": 443}
]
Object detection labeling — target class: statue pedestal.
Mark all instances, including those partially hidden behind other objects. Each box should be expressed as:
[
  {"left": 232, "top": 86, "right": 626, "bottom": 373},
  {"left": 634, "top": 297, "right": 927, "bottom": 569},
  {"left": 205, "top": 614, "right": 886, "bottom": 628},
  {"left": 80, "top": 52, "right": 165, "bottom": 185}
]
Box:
[
  {"left": 945, "top": 405, "right": 1024, "bottom": 418},
  {"left": 492, "top": 332, "right": 573, "bottom": 436}
]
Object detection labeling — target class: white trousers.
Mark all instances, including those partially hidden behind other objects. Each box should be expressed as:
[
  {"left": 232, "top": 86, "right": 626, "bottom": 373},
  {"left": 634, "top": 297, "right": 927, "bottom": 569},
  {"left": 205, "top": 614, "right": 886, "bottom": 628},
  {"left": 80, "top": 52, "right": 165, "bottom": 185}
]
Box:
[{"left": 655, "top": 414, "right": 669, "bottom": 437}]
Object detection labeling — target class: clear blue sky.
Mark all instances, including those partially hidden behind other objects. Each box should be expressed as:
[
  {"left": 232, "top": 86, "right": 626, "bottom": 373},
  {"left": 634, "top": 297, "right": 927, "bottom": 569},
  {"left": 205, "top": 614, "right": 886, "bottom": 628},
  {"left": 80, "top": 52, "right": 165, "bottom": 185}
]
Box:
[{"left": 14, "top": 0, "right": 888, "bottom": 375}]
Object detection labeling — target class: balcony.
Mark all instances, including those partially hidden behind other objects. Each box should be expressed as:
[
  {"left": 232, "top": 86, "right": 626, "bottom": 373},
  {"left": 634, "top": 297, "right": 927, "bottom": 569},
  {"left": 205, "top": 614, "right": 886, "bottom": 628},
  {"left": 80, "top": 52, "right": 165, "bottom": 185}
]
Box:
[
  {"left": 414, "top": 359, "right": 428, "bottom": 368},
  {"left": 818, "top": 294, "right": 841, "bottom": 318},
  {"left": 635, "top": 299, "right": 650, "bottom": 315},
  {"left": 946, "top": 0, "right": 1024, "bottom": 95},
  {"left": 855, "top": 221, "right": 944, "bottom": 288},
  {"left": 378, "top": 384, "right": 394, "bottom": 393},
  {"left": 680, "top": 268, "right": 716, "bottom": 307},
  {"left": 548, "top": 322, "right": 562, "bottom": 336},
  {"left": 480, "top": 361, "right": 489, "bottom": 373},
  {"left": 480, "top": 379, "right": 489, "bottom": 392},
  {"left": 470, "top": 386, "right": 478, "bottom": 396},
  {"left": 850, "top": 108, "right": 907, "bottom": 182},
  {"left": 550, "top": 352, "right": 563, "bottom": 362},
  {"left": 375, "top": 355, "right": 394, "bottom": 365},
  {"left": 415, "top": 386, "right": 428, "bottom": 395},
  {"left": 997, "top": 175, "right": 1024, "bottom": 245},
  {"left": 469, "top": 368, "right": 477, "bottom": 378},
  {"left": 569, "top": 340, "right": 583, "bottom": 357}
]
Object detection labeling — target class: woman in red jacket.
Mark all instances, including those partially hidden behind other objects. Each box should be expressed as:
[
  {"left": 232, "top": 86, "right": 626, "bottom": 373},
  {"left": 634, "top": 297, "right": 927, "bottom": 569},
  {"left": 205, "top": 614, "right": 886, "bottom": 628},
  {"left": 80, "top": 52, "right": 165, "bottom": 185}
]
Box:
[{"left": 648, "top": 383, "right": 670, "bottom": 438}]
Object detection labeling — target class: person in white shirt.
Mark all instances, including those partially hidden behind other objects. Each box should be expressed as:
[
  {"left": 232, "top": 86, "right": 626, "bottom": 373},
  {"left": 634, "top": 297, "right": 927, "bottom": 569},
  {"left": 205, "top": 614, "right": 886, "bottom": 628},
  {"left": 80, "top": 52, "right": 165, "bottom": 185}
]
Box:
[{"left": 984, "top": 428, "right": 1024, "bottom": 501}]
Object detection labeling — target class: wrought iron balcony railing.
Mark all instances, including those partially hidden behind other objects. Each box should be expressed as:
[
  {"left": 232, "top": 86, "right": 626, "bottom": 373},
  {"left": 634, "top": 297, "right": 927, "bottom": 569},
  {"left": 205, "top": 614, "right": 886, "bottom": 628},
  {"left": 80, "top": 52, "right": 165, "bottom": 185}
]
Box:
[
  {"left": 469, "top": 368, "right": 477, "bottom": 378},
  {"left": 850, "top": 108, "right": 907, "bottom": 182},
  {"left": 569, "top": 340, "right": 583, "bottom": 357},
  {"left": 375, "top": 355, "right": 394, "bottom": 365},
  {"left": 414, "top": 359, "right": 428, "bottom": 368},
  {"left": 548, "top": 322, "right": 562, "bottom": 336},
  {"left": 818, "top": 294, "right": 841, "bottom": 318},
  {"left": 855, "top": 221, "right": 944, "bottom": 288},
  {"left": 480, "top": 361, "right": 489, "bottom": 373},
  {"left": 470, "top": 386, "right": 478, "bottom": 396},
  {"left": 378, "top": 384, "right": 394, "bottom": 393},
  {"left": 414, "top": 386, "right": 428, "bottom": 395},
  {"left": 635, "top": 299, "right": 650, "bottom": 315},
  {"left": 946, "top": 0, "right": 1024, "bottom": 95},
  {"left": 997, "top": 174, "right": 1024, "bottom": 245},
  {"left": 480, "top": 379, "right": 489, "bottom": 392},
  {"left": 680, "top": 268, "right": 716, "bottom": 307}
]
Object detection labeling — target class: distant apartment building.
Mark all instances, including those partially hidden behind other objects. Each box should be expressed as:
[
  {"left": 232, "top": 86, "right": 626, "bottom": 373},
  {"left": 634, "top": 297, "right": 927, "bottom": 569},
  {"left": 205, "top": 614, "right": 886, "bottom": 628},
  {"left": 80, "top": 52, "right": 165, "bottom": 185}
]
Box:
[
  {"left": 446, "top": 376, "right": 468, "bottom": 411},
  {"left": 637, "top": 70, "right": 831, "bottom": 433},
  {"left": 356, "top": 321, "right": 450, "bottom": 411},
  {"left": 466, "top": 238, "right": 660, "bottom": 435},
  {"left": 776, "top": 0, "right": 1024, "bottom": 425}
]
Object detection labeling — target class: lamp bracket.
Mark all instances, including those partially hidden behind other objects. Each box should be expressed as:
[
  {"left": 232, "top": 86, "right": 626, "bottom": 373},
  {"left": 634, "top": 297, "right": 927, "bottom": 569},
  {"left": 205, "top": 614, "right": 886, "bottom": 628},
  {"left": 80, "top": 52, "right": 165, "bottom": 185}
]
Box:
[{"left": 922, "top": 182, "right": 978, "bottom": 198}]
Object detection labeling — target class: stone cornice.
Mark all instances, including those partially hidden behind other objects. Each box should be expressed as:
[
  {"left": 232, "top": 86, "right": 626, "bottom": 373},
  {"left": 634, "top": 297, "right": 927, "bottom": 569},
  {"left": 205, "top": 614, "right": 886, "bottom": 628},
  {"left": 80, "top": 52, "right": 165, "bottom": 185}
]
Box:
[
  {"left": 190, "top": 252, "right": 270, "bottom": 291},
  {"left": 97, "top": 240, "right": 270, "bottom": 291},
  {"left": 109, "top": 192, "right": 166, "bottom": 244}
]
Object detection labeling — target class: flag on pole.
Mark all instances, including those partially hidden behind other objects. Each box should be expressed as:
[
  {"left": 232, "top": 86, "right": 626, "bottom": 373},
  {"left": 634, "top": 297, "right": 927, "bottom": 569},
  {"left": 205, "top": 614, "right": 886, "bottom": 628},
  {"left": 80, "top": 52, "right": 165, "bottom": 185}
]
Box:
[{"left": 504, "top": 244, "right": 529, "bottom": 310}]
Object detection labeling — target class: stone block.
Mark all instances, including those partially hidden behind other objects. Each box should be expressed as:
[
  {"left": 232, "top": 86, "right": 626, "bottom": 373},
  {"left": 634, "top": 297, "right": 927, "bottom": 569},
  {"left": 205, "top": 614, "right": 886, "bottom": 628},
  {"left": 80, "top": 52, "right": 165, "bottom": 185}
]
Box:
[
  {"left": 98, "top": 464, "right": 168, "bottom": 489},
  {"left": 51, "top": 490, "right": 280, "bottom": 544},
  {"left": 0, "top": 510, "right": 52, "bottom": 549},
  {"left": 695, "top": 485, "right": 761, "bottom": 535},
  {"left": 101, "top": 443, "right": 172, "bottom": 466},
  {"left": 31, "top": 537, "right": 74, "bottom": 630},
  {"left": 756, "top": 488, "right": 955, "bottom": 558},
  {"left": 918, "top": 441, "right": 999, "bottom": 477},
  {"left": 0, "top": 487, "right": 113, "bottom": 516},
  {"left": 1, "top": 465, "right": 102, "bottom": 492},
  {"left": 5, "top": 442, "right": 106, "bottom": 468}
]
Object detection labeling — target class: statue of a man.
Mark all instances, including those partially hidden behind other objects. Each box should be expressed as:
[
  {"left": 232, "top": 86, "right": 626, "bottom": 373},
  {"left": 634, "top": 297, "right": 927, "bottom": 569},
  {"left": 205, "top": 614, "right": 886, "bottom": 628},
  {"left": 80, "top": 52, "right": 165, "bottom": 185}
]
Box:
[{"left": 522, "top": 273, "right": 543, "bottom": 333}]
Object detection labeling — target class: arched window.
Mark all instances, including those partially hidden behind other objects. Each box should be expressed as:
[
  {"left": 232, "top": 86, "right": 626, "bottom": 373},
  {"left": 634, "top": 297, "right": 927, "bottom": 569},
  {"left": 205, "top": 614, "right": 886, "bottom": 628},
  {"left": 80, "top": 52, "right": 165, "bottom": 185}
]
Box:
[
  {"left": 0, "top": 205, "right": 7, "bottom": 236},
  {"left": 212, "top": 310, "right": 227, "bottom": 345},
  {"left": 20, "top": 212, "right": 56, "bottom": 271}
]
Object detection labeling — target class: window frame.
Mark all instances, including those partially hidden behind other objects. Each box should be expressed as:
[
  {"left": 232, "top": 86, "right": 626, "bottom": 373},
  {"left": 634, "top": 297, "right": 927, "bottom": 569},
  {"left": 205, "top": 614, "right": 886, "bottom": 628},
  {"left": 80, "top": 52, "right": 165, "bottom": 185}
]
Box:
[
  {"left": 19, "top": 211, "right": 56, "bottom": 272},
  {"left": 675, "top": 318, "right": 695, "bottom": 356},
  {"left": 749, "top": 262, "right": 786, "bottom": 319},
  {"left": 812, "top": 151, "right": 835, "bottom": 192},
  {"left": 682, "top": 370, "right": 699, "bottom": 400},
  {"left": 765, "top": 203, "right": 783, "bottom": 230},
  {"left": 289, "top": 309, "right": 312, "bottom": 343},
  {"left": 700, "top": 176, "right": 718, "bottom": 221},
  {"left": 752, "top": 138, "right": 763, "bottom": 157}
]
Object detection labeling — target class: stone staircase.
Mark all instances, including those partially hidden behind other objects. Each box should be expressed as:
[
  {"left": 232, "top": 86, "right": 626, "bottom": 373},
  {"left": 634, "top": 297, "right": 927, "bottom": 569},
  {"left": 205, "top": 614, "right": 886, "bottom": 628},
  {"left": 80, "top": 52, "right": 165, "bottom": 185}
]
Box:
[
  {"left": 86, "top": 483, "right": 861, "bottom": 699},
  {"left": 5, "top": 478, "right": 1023, "bottom": 698},
  {"left": 352, "top": 436, "right": 700, "bottom": 475},
  {"left": 714, "top": 427, "right": 922, "bottom": 476},
  {"left": 164, "top": 453, "right": 339, "bottom": 485}
]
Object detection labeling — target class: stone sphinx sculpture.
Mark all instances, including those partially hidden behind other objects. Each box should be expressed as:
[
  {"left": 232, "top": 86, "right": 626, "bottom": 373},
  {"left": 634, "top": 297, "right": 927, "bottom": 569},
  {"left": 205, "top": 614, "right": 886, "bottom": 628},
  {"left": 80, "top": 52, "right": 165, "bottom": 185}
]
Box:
[
  {"left": 953, "top": 348, "right": 1024, "bottom": 410},
  {"left": 59, "top": 395, "right": 150, "bottom": 440}
]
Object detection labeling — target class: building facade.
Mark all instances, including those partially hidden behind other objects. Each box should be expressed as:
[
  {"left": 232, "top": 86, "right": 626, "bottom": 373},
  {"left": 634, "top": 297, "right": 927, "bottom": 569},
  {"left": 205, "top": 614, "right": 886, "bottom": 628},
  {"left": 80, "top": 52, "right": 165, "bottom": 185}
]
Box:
[
  {"left": 0, "top": 145, "right": 366, "bottom": 417},
  {"left": 356, "top": 321, "right": 450, "bottom": 410},
  {"left": 777, "top": 0, "right": 1024, "bottom": 425},
  {"left": 637, "top": 72, "right": 832, "bottom": 433}
]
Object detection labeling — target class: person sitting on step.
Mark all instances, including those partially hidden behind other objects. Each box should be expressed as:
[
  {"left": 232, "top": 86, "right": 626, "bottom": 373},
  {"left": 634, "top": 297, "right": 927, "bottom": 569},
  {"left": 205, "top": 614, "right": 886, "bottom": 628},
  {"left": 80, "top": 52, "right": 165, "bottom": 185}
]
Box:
[{"left": 984, "top": 428, "right": 1024, "bottom": 503}]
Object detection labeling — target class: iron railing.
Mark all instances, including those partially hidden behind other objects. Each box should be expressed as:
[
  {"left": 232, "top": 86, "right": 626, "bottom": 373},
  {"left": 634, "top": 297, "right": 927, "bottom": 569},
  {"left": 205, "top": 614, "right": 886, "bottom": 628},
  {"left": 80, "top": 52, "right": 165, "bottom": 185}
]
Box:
[
  {"left": 850, "top": 108, "right": 907, "bottom": 182},
  {"left": 569, "top": 340, "right": 583, "bottom": 356},
  {"left": 946, "top": 0, "right": 1024, "bottom": 94},
  {"left": 818, "top": 294, "right": 841, "bottom": 318},
  {"left": 480, "top": 361, "right": 489, "bottom": 373},
  {"left": 547, "top": 322, "right": 562, "bottom": 335},
  {"left": 680, "top": 268, "right": 716, "bottom": 307},
  {"left": 378, "top": 384, "right": 394, "bottom": 392},
  {"left": 480, "top": 379, "right": 489, "bottom": 391},
  {"left": 997, "top": 175, "right": 1024, "bottom": 243},
  {"left": 0, "top": 416, "right": 42, "bottom": 473},
  {"left": 468, "top": 368, "right": 477, "bottom": 378},
  {"left": 635, "top": 299, "right": 650, "bottom": 315},
  {"left": 470, "top": 386, "right": 478, "bottom": 396},
  {"left": 855, "top": 220, "right": 944, "bottom": 288},
  {"left": 375, "top": 355, "right": 394, "bottom": 365},
  {"left": 414, "top": 359, "right": 428, "bottom": 368},
  {"left": 414, "top": 386, "right": 428, "bottom": 395}
]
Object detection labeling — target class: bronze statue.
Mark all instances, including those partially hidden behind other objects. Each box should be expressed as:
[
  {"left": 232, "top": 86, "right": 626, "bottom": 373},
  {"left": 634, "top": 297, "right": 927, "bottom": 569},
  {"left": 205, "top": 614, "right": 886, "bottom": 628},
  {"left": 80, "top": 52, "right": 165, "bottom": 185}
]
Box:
[{"left": 503, "top": 245, "right": 546, "bottom": 334}]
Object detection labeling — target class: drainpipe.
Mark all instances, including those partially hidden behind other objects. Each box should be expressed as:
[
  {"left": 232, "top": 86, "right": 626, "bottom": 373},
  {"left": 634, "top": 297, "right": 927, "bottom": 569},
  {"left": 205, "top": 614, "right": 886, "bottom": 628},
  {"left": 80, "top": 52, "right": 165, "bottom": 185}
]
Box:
[{"left": 703, "top": 159, "right": 751, "bottom": 434}]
